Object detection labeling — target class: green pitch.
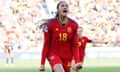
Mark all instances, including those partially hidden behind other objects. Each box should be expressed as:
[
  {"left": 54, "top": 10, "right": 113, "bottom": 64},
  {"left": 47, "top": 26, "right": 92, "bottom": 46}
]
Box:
[{"left": 0, "top": 58, "right": 120, "bottom": 72}]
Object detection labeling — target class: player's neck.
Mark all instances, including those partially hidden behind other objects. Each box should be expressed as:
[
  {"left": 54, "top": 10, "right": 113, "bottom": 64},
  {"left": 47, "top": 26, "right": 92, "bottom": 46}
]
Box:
[
  {"left": 58, "top": 15, "right": 68, "bottom": 25},
  {"left": 79, "top": 35, "right": 82, "bottom": 38}
]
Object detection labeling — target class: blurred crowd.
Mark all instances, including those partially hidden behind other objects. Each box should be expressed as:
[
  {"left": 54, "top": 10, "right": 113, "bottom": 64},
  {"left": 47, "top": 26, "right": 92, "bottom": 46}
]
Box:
[{"left": 0, "top": 0, "right": 120, "bottom": 50}]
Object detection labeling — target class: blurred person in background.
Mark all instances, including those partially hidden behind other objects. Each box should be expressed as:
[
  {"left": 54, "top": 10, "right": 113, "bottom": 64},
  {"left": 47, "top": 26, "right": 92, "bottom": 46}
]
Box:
[{"left": 4, "top": 41, "right": 14, "bottom": 66}]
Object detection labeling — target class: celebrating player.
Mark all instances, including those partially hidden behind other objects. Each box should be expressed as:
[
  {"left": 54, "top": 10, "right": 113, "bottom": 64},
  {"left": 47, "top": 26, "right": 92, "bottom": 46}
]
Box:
[
  {"left": 40, "top": 1, "right": 81, "bottom": 72},
  {"left": 72, "top": 26, "right": 107, "bottom": 72}
]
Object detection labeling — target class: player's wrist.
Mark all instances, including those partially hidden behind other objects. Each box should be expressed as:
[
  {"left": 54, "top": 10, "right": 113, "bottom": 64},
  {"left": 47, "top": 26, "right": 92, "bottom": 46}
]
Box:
[{"left": 74, "top": 59, "right": 80, "bottom": 64}]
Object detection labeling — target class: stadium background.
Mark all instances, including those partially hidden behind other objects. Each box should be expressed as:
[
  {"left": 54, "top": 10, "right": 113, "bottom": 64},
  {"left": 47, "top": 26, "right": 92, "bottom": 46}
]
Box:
[{"left": 0, "top": 0, "right": 120, "bottom": 72}]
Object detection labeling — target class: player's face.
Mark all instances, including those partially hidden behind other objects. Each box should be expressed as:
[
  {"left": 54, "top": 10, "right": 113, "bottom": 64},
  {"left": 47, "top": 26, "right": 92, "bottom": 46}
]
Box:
[
  {"left": 78, "top": 28, "right": 83, "bottom": 38},
  {"left": 57, "top": 1, "right": 69, "bottom": 17}
]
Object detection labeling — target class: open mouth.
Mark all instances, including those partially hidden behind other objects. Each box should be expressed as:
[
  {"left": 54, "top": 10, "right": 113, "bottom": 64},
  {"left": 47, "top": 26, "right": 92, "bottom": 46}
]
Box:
[{"left": 63, "top": 10, "right": 68, "bottom": 13}]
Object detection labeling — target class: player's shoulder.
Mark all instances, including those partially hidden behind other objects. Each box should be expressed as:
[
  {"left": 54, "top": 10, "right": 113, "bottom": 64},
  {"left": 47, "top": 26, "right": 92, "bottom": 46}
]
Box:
[
  {"left": 68, "top": 18, "right": 79, "bottom": 29},
  {"left": 46, "top": 18, "right": 57, "bottom": 25},
  {"left": 68, "top": 18, "right": 78, "bottom": 25},
  {"left": 43, "top": 18, "right": 57, "bottom": 32},
  {"left": 82, "top": 36, "right": 88, "bottom": 40}
]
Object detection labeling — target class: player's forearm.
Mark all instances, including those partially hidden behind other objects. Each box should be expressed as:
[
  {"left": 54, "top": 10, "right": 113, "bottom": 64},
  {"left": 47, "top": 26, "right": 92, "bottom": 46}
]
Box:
[
  {"left": 41, "top": 30, "right": 50, "bottom": 65},
  {"left": 79, "top": 56, "right": 84, "bottom": 63},
  {"left": 72, "top": 47, "right": 80, "bottom": 63},
  {"left": 41, "top": 56, "right": 46, "bottom": 65},
  {"left": 92, "top": 40, "right": 107, "bottom": 44},
  {"left": 91, "top": 39, "right": 110, "bottom": 44},
  {"left": 41, "top": 42, "right": 49, "bottom": 65},
  {"left": 41, "top": 48, "right": 48, "bottom": 65}
]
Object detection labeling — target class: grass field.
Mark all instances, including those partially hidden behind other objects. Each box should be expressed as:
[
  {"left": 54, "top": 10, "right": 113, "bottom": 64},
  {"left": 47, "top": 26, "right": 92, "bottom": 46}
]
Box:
[{"left": 0, "top": 58, "right": 120, "bottom": 72}]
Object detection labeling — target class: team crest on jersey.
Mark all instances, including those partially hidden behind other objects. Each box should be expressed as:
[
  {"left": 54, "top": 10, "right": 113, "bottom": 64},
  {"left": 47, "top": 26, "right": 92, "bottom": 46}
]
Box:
[
  {"left": 55, "top": 28, "right": 59, "bottom": 31},
  {"left": 43, "top": 25, "right": 48, "bottom": 32},
  {"left": 67, "top": 27, "right": 72, "bottom": 33}
]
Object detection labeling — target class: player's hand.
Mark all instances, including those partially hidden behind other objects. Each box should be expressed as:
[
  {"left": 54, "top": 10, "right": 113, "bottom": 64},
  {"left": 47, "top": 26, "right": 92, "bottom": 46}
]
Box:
[
  {"left": 39, "top": 65, "right": 45, "bottom": 72},
  {"left": 72, "top": 62, "right": 83, "bottom": 71}
]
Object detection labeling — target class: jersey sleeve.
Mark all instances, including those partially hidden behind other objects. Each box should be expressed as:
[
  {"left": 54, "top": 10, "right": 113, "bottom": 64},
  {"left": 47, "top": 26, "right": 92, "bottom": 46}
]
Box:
[
  {"left": 78, "top": 42, "right": 85, "bottom": 63},
  {"left": 86, "top": 37, "right": 92, "bottom": 43},
  {"left": 40, "top": 24, "right": 51, "bottom": 65},
  {"left": 72, "top": 24, "right": 80, "bottom": 63}
]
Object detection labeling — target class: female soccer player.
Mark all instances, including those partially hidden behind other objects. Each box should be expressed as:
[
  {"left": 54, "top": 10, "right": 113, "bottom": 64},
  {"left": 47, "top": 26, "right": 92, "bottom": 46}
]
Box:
[
  {"left": 40, "top": 1, "right": 81, "bottom": 72},
  {"left": 73, "top": 27, "right": 92, "bottom": 72},
  {"left": 72, "top": 27, "right": 107, "bottom": 72}
]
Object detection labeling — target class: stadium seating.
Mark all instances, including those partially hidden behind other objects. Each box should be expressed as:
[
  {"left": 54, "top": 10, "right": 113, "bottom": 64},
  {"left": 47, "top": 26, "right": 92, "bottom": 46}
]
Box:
[{"left": 0, "top": 0, "right": 120, "bottom": 50}]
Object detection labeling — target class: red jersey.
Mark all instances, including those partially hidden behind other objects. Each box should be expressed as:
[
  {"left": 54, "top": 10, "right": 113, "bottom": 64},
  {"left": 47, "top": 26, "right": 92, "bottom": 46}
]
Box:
[
  {"left": 78, "top": 36, "right": 92, "bottom": 62},
  {"left": 41, "top": 18, "right": 80, "bottom": 65}
]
